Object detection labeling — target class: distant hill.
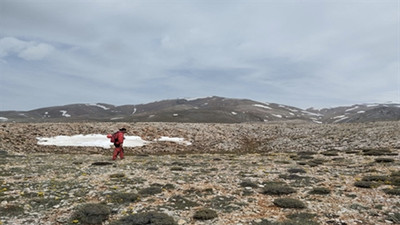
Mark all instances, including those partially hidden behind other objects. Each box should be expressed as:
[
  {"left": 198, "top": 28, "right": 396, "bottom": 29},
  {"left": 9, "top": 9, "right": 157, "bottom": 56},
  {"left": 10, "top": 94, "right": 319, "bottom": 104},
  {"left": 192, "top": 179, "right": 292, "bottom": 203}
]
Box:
[{"left": 0, "top": 96, "right": 399, "bottom": 123}]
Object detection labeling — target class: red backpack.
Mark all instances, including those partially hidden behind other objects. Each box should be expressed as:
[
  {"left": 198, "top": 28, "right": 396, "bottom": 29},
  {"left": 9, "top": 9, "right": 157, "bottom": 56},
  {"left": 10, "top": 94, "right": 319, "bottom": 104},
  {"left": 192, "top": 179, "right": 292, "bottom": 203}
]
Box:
[{"left": 107, "top": 132, "right": 119, "bottom": 143}]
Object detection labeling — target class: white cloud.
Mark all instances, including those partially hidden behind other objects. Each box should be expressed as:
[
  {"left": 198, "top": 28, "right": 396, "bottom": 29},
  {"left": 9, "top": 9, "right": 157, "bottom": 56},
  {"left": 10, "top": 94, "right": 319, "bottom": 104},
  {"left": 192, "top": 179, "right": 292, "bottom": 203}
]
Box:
[{"left": 0, "top": 37, "right": 54, "bottom": 61}]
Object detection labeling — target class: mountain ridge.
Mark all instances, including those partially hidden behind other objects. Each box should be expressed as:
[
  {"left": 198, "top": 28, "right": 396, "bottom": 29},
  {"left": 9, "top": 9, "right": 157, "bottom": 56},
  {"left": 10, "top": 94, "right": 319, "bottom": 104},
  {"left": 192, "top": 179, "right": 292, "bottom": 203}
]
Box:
[{"left": 1, "top": 96, "right": 399, "bottom": 123}]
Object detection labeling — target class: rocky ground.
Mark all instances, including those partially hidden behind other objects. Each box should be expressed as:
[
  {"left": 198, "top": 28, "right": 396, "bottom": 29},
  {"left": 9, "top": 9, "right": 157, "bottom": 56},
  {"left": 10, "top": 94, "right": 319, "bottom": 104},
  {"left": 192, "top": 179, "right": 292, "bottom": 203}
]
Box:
[{"left": 0, "top": 121, "right": 399, "bottom": 225}]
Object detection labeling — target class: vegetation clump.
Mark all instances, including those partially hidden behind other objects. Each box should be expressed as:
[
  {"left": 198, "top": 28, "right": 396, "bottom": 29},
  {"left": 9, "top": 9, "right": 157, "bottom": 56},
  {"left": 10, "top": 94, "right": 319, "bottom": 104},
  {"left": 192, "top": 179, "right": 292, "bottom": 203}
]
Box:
[
  {"left": 309, "top": 187, "right": 331, "bottom": 195},
  {"left": 374, "top": 158, "right": 395, "bottom": 163},
  {"left": 354, "top": 181, "right": 374, "bottom": 189},
  {"left": 287, "top": 168, "right": 306, "bottom": 174},
  {"left": 71, "top": 203, "right": 110, "bottom": 225},
  {"left": 362, "top": 148, "right": 396, "bottom": 156},
  {"left": 262, "top": 184, "right": 296, "bottom": 195},
  {"left": 110, "top": 173, "right": 125, "bottom": 178},
  {"left": 321, "top": 150, "right": 339, "bottom": 156},
  {"left": 383, "top": 188, "right": 400, "bottom": 196},
  {"left": 0, "top": 205, "right": 24, "bottom": 217},
  {"left": 273, "top": 198, "right": 306, "bottom": 209},
  {"left": 107, "top": 192, "right": 139, "bottom": 204},
  {"left": 193, "top": 208, "right": 218, "bottom": 220},
  {"left": 111, "top": 211, "right": 177, "bottom": 225},
  {"left": 139, "top": 186, "right": 163, "bottom": 197},
  {"left": 240, "top": 180, "right": 259, "bottom": 188}
]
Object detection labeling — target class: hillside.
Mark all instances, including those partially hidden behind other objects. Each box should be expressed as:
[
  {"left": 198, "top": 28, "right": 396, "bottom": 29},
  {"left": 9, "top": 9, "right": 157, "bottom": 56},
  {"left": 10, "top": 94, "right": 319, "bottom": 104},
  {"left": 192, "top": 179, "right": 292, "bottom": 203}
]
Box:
[{"left": 0, "top": 96, "right": 399, "bottom": 123}]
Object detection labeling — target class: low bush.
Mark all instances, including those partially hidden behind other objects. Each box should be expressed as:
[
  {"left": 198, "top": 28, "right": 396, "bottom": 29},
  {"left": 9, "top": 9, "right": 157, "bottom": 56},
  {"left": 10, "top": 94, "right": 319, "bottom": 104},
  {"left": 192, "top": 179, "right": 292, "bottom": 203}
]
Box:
[
  {"left": 111, "top": 211, "right": 177, "bottom": 225},
  {"left": 309, "top": 187, "right": 331, "bottom": 195},
  {"left": 70, "top": 203, "right": 110, "bottom": 225},
  {"left": 273, "top": 198, "right": 306, "bottom": 209},
  {"left": 262, "top": 184, "right": 296, "bottom": 195},
  {"left": 139, "top": 187, "right": 162, "bottom": 197},
  {"left": 107, "top": 192, "right": 139, "bottom": 204},
  {"left": 383, "top": 188, "right": 400, "bottom": 196},
  {"left": 193, "top": 208, "right": 218, "bottom": 220}
]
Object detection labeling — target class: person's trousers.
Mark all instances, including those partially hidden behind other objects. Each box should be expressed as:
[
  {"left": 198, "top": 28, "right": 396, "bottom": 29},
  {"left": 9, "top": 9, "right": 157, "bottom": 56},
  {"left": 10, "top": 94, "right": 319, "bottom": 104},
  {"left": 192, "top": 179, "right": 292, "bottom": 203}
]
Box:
[{"left": 112, "top": 147, "right": 124, "bottom": 160}]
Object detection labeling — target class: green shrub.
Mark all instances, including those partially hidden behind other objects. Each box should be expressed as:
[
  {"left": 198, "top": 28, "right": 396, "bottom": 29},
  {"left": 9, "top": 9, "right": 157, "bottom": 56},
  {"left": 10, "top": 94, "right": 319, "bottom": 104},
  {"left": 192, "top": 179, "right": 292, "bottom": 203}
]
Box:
[
  {"left": 240, "top": 180, "right": 259, "bottom": 188},
  {"left": 374, "top": 158, "right": 395, "bottom": 163},
  {"left": 309, "top": 187, "right": 331, "bottom": 195},
  {"left": 107, "top": 192, "right": 139, "bottom": 204},
  {"left": 0, "top": 205, "right": 24, "bottom": 217},
  {"left": 193, "top": 208, "right": 218, "bottom": 220},
  {"left": 111, "top": 211, "right": 177, "bottom": 225},
  {"left": 287, "top": 168, "right": 306, "bottom": 174},
  {"left": 383, "top": 188, "right": 400, "bottom": 196},
  {"left": 273, "top": 198, "right": 306, "bottom": 209},
  {"left": 362, "top": 176, "right": 388, "bottom": 182},
  {"left": 354, "top": 181, "right": 374, "bottom": 188},
  {"left": 321, "top": 150, "right": 339, "bottom": 156},
  {"left": 386, "top": 212, "right": 400, "bottom": 224},
  {"left": 71, "top": 203, "right": 110, "bottom": 225},
  {"left": 110, "top": 173, "right": 125, "bottom": 178},
  {"left": 139, "top": 187, "right": 162, "bottom": 197},
  {"left": 262, "top": 184, "right": 296, "bottom": 195}
]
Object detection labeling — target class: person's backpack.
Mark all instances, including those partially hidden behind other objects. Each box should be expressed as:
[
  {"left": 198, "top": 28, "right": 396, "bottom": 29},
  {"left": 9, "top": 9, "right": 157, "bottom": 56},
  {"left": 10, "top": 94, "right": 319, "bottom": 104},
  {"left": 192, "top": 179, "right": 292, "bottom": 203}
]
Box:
[{"left": 107, "top": 132, "right": 119, "bottom": 143}]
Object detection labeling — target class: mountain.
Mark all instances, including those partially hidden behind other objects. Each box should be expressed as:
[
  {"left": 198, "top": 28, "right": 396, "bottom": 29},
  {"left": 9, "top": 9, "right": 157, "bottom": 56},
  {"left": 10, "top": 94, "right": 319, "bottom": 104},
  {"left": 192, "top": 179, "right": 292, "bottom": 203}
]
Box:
[{"left": 0, "top": 96, "right": 399, "bottom": 123}]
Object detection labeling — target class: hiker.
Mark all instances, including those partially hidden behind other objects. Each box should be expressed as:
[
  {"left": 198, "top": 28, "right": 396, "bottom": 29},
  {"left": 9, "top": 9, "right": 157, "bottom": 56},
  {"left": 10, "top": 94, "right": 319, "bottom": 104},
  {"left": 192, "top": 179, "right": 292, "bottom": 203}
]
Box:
[{"left": 107, "top": 128, "right": 127, "bottom": 160}]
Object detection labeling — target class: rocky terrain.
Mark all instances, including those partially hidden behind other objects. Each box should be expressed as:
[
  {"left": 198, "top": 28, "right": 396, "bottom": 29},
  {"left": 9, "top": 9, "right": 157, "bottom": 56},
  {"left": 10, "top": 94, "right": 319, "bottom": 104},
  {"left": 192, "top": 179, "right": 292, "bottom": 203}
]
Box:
[{"left": 1, "top": 121, "right": 400, "bottom": 225}]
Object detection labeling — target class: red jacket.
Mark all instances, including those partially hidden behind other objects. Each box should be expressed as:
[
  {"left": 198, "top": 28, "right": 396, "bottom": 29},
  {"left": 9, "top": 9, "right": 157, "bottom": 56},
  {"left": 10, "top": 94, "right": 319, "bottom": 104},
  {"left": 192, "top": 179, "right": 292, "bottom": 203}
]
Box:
[{"left": 115, "top": 131, "right": 125, "bottom": 145}]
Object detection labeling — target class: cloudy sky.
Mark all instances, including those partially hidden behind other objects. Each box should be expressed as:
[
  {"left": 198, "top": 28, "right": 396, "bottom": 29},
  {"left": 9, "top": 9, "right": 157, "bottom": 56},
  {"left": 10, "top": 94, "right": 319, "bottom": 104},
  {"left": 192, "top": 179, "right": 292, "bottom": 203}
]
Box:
[{"left": 0, "top": 0, "right": 399, "bottom": 111}]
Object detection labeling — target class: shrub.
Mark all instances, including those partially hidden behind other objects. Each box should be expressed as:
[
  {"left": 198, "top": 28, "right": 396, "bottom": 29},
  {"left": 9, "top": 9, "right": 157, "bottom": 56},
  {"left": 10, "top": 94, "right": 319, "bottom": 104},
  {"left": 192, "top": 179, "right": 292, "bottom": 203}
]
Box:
[
  {"left": 193, "top": 208, "right": 218, "bottom": 220},
  {"left": 321, "top": 150, "right": 339, "bottom": 156},
  {"left": 386, "top": 212, "right": 400, "bottom": 224},
  {"left": 111, "top": 211, "right": 177, "bottom": 225},
  {"left": 383, "top": 188, "right": 400, "bottom": 196},
  {"left": 309, "top": 187, "right": 331, "bottom": 195},
  {"left": 71, "top": 203, "right": 110, "bottom": 225},
  {"left": 354, "top": 181, "right": 374, "bottom": 189},
  {"left": 273, "top": 198, "right": 306, "bottom": 209},
  {"left": 362, "top": 175, "right": 388, "bottom": 182},
  {"left": 374, "top": 158, "right": 395, "bottom": 163},
  {"left": 0, "top": 205, "right": 24, "bottom": 217},
  {"left": 262, "top": 184, "right": 296, "bottom": 195},
  {"left": 240, "top": 180, "right": 259, "bottom": 188},
  {"left": 110, "top": 173, "right": 125, "bottom": 178},
  {"left": 139, "top": 187, "right": 162, "bottom": 197},
  {"left": 287, "top": 168, "right": 306, "bottom": 174},
  {"left": 107, "top": 192, "right": 139, "bottom": 204}
]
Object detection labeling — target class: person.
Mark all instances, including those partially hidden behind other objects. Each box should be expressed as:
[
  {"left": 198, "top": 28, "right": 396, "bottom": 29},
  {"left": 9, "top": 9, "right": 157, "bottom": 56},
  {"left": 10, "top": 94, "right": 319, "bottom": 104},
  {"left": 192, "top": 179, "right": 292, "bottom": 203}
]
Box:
[{"left": 111, "top": 128, "right": 126, "bottom": 160}]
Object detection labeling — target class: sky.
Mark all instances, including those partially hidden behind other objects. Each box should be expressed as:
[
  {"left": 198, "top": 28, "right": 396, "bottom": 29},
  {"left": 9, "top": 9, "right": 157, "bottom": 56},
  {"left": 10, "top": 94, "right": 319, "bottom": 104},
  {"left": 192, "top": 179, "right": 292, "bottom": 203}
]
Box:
[{"left": 0, "top": 0, "right": 399, "bottom": 111}]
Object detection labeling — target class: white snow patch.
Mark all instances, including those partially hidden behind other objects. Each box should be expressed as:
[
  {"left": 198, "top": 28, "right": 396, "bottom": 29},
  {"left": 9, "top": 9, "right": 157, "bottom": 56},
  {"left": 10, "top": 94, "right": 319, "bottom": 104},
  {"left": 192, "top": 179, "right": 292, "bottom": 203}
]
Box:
[
  {"left": 231, "top": 112, "right": 237, "bottom": 115},
  {"left": 132, "top": 108, "right": 137, "bottom": 114},
  {"left": 365, "top": 103, "right": 379, "bottom": 107},
  {"left": 345, "top": 106, "right": 359, "bottom": 112},
  {"left": 302, "top": 111, "right": 323, "bottom": 117},
  {"left": 173, "top": 114, "right": 178, "bottom": 117},
  {"left": 60, "top": 110, "right": 71, "bottom": 117},
  {"left": 0, "top": 117, "right": 8, "bottom": 121},
  {"left": 155, "top": 136, "right": 192, "bottom": 146},
  {"left": 185, "top": 96, "right": 212, "bottom": 101},
  {"left": 87, "top": 103, "right": 110, "bottom": 110},
  {"left": 272, "top": 114, "right": 282, "bottom": 118},
  {"left": 253, "top": 104, "right": 271, "bottom": 110},
  {"left": 37, "top": 134, "right": 192, "bottom": 148},
  {"left": 357, "top": 111, "right": 366, "bottom": 114},
  {"left": 333, "top": 115, "right": 347, "bottom": 119},
  {"left": 334, "top": 116, "right": 349, "bottom": 123},
  {"left": 110, "top": 117, "right": 124, "bottom": 120}
]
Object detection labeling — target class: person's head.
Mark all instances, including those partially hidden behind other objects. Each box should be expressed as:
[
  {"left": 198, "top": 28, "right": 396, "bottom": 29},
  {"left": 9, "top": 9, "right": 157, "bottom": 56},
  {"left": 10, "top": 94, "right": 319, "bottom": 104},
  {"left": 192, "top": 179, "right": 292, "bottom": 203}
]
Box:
[{"left": 119, "top": 128, "right": 127, "bottom": 133}]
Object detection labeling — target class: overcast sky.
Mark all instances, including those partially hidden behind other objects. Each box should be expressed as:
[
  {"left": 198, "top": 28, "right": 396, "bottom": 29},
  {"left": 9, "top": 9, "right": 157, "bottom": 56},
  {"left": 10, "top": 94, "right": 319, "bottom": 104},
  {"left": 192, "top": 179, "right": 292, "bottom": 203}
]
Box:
[{"left": 0, "top": 0, "right": 399, "bottom": 111}]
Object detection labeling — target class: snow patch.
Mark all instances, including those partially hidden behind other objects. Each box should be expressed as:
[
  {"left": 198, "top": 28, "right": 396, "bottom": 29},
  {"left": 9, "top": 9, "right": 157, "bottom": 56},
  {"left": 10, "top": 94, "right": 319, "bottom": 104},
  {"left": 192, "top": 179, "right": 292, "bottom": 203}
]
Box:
[
  {"left": 110, "top": 117, "right": 124, "bottom": 120},
  {"left": 37, "top": 134, "right": 192, "bottom": 148},
  {"left": 231, "top": 112, "right": 237, "bottom": 115},
  {"left": 253, "top": 104, "right": 271, "bottom": 110},
  {"left": 87, "top": 103, "right": 110, "bottom": 110},
  {"left": 357, "top": 111, "right": 365, "bottom": 114},
  {"left": 155, "top": 136, "right": 192, "bottom": 146},
  {"left": 345, "top": 106, "right": 359, "bottom": 112},
  {"left": 0, "top": 117, "right": 8, "bottom": 121},
  {"left": 132, "top": 108, "right": 137, "bottom": 114},
  {"left": 60, "top": 110, "right": 71, "bottom": 117},
  {"left": 272, "top": 114, "right": 282, "bottom": 118}
]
